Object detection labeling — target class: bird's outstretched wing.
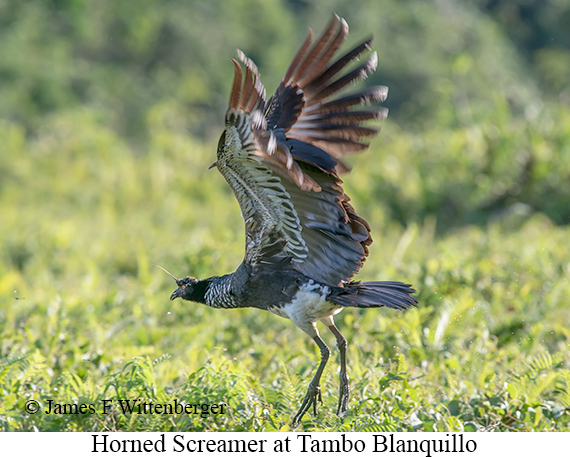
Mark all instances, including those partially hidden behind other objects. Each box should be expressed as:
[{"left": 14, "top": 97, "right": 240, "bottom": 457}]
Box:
[{"left": 214, "top": 14, "right": 388, "bottom": 286}]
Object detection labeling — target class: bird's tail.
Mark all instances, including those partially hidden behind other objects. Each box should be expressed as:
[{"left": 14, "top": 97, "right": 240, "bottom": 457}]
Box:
[{"left": 329, "top": 281, "right": 417, "bottom": 311}]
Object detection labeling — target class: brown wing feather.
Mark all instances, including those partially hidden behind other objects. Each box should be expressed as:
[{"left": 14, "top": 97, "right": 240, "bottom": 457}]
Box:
[
  {"left": 265, "top": 15, "right": 387, "bottom": 172},
  {"left": 297, "top": 18, "right": 348, "bottom": 87}
]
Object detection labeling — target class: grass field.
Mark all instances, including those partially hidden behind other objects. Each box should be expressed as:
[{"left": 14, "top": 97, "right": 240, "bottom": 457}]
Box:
[{"left": 1, "top": 112, "right": 569, "bottom": 432}]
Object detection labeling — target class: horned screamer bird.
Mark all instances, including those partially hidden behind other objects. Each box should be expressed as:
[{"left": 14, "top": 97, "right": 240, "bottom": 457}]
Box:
[{"left": 168, "top": 15, "right": 417, "bottom": 425}]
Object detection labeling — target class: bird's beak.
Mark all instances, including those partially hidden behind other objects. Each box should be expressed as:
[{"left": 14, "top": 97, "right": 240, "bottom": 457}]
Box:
[{"left": 170, "top": 288, "right": 181, "bottom": 301}]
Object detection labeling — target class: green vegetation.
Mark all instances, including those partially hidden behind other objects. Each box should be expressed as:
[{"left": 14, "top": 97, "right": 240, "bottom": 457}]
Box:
[{"left": 1, "top": 0, "right": 569, "bottom": 431}]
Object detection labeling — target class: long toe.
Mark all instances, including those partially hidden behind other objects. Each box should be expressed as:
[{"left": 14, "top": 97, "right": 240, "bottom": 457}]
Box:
[
  {"left": 336, "top": 373, "right": 350, "bottom": 417},
  {"left": 292, "top": 383, "right": 322, "bottom": 426}
]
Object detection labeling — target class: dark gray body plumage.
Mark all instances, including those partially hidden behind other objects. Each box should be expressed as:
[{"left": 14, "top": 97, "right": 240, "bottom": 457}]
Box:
[{"left": 172, "top": 262, "right": 416, "bottom": 314}]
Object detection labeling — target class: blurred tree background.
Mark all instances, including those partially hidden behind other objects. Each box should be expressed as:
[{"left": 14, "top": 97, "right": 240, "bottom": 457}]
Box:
[
  {"left": 2, "top": 0, "right": 570, "bottom": 432},
  {"left": 2, "top": 0, "right": 569, "bottom": 229}
]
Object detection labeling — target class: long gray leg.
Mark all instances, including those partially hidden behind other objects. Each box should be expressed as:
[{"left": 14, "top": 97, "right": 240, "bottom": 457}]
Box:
[
  {"left": 325, "top": 319, "right": 349, "bottom": 417},
  {"left": 291, "top": 335, "right": 330, "bottom": 425}
]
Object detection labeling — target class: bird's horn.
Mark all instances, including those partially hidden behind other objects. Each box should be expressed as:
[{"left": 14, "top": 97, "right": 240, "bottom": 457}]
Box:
[{"left": 153, "top": 265, "right": 178, "bottom": 281}]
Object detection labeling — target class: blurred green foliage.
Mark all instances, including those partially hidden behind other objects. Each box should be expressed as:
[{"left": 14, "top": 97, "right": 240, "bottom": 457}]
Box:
[
  {"left": 1, "top": 0, "right": 569, "bottom": 431},
  {"left": 2, "top": 0, "right": 570, "bottom": 226}
]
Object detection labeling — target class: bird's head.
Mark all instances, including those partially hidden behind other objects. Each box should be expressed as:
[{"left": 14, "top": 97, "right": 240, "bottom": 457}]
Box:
[
  {"left": 169, "top": 275, "right": 199, "bottom": 301},
  {"left": 154, "top": 265, "right": 199, "bottom": 301}
]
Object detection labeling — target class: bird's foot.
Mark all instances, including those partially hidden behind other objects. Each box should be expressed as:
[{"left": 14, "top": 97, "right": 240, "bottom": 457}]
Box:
[
  {"left": 336, "top": 371, "right": 350, "bottom": 417},
  {"left": 291, "top": 382, "right": 322, "bottom": 426}
]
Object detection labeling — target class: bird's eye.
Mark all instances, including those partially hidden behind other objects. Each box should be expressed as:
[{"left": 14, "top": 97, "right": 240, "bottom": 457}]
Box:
[{"left": 182, "top": 285, "right": 186, "bottom": 289}]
